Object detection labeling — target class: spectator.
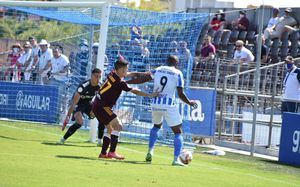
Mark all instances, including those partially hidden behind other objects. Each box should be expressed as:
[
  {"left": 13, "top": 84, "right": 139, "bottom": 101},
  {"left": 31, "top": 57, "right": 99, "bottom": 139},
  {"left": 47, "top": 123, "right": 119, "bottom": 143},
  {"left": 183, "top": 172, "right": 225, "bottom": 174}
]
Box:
[
  {"left": 209, "top": 10, "right": 226, "bottom": 31},
  {"left": 17, "top": 42, "right": 32, "bottom": 82},
  {"left": 196, "top": 36, "right": 216, "bottom": 69},
  {"left": 232, "top": 10, "right": 249, "bottom": 31},
  {"left": 177, "top": 41, "right": 192, "bottom": 83},
  {"left": 168, "top": 41, "right": 178, "bottom": 55},
  {"left": 281, "top": 56, "right": 300, "bottom": 113},
  {"left": 75, "top": 39, "right": 89, "bottom": 81},
  {"left": 38, "top": 39, "right": 53, "bottom": 85},
  {"left": 91, "top": 42, "right": 109, "bottom": 72},
  {"left": 130, "top": 19, "right": 142, "bottom": 41},
  {"left": 6, "top": 43, "right": 22, "bottom": 81},
  {"left": 264, "top": 8, "right": 297, "bottom": 40},
  {"left": 48, "top": 47, "right": 70, "bottom": 114},
  {"left": 266, "top": 8, "right": 280, "bottom": 29},
  {"left": 233, "top": 40, "right": 254, "bottom": 64},
  {"left": 28, "top": 36, "right": 40, "bottom": 83}
]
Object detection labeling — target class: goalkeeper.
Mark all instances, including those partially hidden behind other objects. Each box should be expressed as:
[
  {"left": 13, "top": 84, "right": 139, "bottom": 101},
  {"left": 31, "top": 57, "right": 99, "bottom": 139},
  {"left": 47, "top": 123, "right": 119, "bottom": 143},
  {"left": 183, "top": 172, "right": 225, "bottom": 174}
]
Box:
[{"left": 58, "top": 68, "right": 105, "bottom": 145}]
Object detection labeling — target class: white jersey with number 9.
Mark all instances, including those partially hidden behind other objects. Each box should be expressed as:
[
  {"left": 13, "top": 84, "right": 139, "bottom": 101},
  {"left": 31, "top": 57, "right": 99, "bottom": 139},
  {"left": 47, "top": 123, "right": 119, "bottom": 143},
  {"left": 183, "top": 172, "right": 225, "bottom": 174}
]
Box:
[{"left": 150, "top": 66, "right": 184, "bottom": 108}]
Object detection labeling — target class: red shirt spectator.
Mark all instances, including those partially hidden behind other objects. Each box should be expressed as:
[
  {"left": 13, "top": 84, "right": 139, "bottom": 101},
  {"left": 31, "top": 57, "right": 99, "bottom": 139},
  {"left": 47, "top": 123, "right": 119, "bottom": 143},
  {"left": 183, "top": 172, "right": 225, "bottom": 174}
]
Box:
[
  {"left": 232, "top": 10, "right": 249, "bottom": 31},
  {"left": 210, "top": 10, "right": 226, "bottom": 31},
  {"left": 6, "top": 43, "right": 22, "bottom": 81}
]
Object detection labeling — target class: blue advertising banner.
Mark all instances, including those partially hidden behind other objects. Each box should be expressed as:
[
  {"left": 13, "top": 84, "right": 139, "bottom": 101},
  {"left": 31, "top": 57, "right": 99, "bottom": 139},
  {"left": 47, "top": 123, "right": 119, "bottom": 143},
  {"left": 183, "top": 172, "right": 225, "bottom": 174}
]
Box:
[
  {"left": 0, "top": 81, "right": 59, "bottom": 123},
  {"left": 163, "top": 88, "right": 216, "bottom": 137},
  {"left": 279, "top": 112, "right": 300, "bottom": 167}
]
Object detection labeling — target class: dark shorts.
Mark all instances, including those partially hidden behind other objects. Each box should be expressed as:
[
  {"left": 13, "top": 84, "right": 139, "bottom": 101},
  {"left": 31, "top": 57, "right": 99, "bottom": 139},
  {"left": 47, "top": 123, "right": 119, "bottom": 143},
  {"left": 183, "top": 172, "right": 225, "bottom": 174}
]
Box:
[
  {"left": 92, "top": 99, "right": 116, "bottom": 125},
  {"left": 73, "top": 104, "right": 94, "bottom": 120}
]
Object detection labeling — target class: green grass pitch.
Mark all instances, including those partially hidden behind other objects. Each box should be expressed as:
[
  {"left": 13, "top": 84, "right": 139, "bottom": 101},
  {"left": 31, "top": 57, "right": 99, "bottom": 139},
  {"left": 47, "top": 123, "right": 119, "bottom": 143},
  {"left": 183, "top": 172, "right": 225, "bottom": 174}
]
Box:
[{"left": 0, "top": 121, "right": 299, "bottom": 187}]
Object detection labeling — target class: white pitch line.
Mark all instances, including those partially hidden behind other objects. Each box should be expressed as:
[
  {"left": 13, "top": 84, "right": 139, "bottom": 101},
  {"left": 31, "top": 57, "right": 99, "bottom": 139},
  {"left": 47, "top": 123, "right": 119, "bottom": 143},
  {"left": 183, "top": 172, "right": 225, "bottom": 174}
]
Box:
[{"left": 0, "top": 123, "right": 299, "bottom": 186}]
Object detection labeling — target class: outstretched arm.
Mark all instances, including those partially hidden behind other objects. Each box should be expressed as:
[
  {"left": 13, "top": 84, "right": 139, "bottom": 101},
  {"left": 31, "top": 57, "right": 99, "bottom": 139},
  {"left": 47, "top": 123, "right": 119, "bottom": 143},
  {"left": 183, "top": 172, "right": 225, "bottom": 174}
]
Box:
[
  {"left": 130, "top": 88, "right": 159, "bottom": 98},
  {"left": 126, "top": 73, "right": 153, "bottom": 84},
  {"left": 177, "top": 87, "right": 197, "bottom": 108}
]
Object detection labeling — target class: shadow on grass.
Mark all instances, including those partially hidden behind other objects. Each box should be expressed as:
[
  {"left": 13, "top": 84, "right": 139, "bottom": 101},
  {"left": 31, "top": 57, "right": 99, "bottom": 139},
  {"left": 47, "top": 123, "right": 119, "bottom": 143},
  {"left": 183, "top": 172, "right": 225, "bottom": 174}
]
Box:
[
  {"left": 56, "top": 154, "right": 168, "bottom": 166},
  {"left": 56, "top": 155, "right": 97, "bottom": 160},
  {"left": 41, "top": 141, "right": 96, "bottom": 148},
  {"left": 0, "top": 135, "right": 18, "bottom": 140},
  {"left": 261, "top": 159, "right": 300, "bottom": 169}
]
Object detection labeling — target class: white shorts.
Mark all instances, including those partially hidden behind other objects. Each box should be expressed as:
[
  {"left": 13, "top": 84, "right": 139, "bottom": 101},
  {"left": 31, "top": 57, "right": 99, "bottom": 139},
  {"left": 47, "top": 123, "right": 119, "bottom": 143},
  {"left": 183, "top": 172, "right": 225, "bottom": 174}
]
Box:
[{"left": 151, "top": 106, "right": 182, "bottom": 127}]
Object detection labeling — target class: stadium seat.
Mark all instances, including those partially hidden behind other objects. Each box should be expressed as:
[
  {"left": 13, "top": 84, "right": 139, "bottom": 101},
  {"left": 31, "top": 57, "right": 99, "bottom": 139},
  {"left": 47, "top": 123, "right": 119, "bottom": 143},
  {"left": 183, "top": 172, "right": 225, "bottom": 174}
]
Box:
[
  {"left": 246, "top": 31, "right": 256, "bottom": 44},
  {"left": 226, "top": 44, "right": 235, "bottom": 58},
  {"left": 238, "top": 31, "right": 247, "bottom": 41},
  {"left": 280, "top": 45, "right": 289, "bottom": 59},
  {"left": 220, "top": 30, "right": 231, "bottom": 48},
  {"left": 289, "top": 30, "right": 299, "bottom": 41},
  {"left": 280, "top": 31, "right": 289, "bottom": 47},
  {"left": 270, "top": 39, "right": 280, "bottom": 58},
  {"left": 229, "top": 30, "right": 239, "bottom": 43},
  {"left": 207, "top": 29, "right": 216, "bottom": 37},
  {"left": 213, "top": 30, "right": 223, "bottom": 47}
]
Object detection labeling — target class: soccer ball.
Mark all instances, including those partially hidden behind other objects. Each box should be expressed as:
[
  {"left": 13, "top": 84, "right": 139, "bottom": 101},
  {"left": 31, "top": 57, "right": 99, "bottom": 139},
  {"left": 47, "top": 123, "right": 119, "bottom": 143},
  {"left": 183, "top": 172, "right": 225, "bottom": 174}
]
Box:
[{"left": 179, "top": 149, "right": 193, "bottom": 164}]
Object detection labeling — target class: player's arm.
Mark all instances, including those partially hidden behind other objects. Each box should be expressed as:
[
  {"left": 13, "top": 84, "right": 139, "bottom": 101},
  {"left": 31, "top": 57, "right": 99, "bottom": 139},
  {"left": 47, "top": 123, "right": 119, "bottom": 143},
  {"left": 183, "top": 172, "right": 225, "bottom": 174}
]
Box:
[
  {"left": 130, "top": 88, "right": 159, "bottom": 98},
  {"left": 66, "top": 92, "right": 80, "bottom": 117},
  {"left": 177, "top": 87, "right": 197, "bottom": 108},
  {"left": 126, "top": 71, "right": 153, "bottom": 84}
]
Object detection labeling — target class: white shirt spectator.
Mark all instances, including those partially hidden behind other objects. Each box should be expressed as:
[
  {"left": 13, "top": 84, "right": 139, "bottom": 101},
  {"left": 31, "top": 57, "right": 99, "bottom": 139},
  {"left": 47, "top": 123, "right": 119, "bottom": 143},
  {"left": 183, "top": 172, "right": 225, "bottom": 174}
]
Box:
[
  {"left": 282, "top": 67, "right": 300, "bottom": 102},
  {"left": 17, "top": 49, "right": 32, "bottom": 81},
  {"left": 17, "top": 49, "right": 31, "bottom": 68},
  {"left": 267, "top": 17, "right": 279, "bottom": 28},
  {"left": 38, "top": 48, "right": 52, "bottom": 77},
  {"left": 50, "top": 54, "right": 69, "bottom": 81},
  {"left": 275, "top": 16, "right": 297, "bottom": 34},
  {"left": 234, "top": 47, "right": 254, "bottom": 63}
]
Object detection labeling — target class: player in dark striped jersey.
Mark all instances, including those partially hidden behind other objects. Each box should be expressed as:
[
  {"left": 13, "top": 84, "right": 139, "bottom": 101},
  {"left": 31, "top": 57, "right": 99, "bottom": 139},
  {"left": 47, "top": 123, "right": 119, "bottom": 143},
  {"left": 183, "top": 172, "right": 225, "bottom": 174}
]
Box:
[{"left": 58, "top": 68, "right": 105, "bottom": 144}]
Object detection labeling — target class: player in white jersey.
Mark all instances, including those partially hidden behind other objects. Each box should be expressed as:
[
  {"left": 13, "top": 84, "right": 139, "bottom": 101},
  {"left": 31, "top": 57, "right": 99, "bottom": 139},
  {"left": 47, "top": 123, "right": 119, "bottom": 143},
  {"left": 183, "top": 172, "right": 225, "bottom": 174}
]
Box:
[{"left": 127, "top": 55, "right": 197, "bottom": 166}]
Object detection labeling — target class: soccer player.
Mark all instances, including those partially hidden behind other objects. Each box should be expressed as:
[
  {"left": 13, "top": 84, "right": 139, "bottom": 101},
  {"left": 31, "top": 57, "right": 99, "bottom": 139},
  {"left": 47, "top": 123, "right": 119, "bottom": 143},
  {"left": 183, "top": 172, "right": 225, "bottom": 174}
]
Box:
[
  {"left": 92, "top": 56, "right": 159, "bottom": 160},
  {"left": 58, "top": 68, "right": 105, "bottom": 144},
  {"left": 126, "top": 55, "right": 197, "bottom": 166}
]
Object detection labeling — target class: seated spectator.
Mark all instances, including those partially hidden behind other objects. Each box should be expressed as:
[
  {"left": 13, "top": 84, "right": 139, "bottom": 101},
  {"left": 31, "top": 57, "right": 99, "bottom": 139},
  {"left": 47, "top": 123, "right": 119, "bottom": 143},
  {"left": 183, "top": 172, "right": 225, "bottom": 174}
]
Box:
[
  {"left": 37, "top": 39, "right": 53, "bottom": 85},
  {"left": 168, "top": 41, "right": 178, "bottom": 55},
  {"left": 91, "top": 42, "right": 109, "bottom": 72},
  {"left": 130, "top": 19, "right": 142, "bottom": 41},
  {"left": 17, "top": 42, "right": 32, "bottom": 82},
  {"left": 232, "top": 10, "right": 249, "bottom": 31},
  {"left": 196, "top": 36, "right": 216, "bottom": 70},
  {"left": 264, "top": 8, "right": 297, "bottom": 40},
  {"left": 233, "top": 40, "right": 254, "bottom": 64},
  {"left": 209, "top": 10, "right": 226, "bottom": 31},
  {"left": 266, "top": 8, "right": 280, "bottom": 29},
  {"left": 6, "top": 43, "right": 22, "bottom": 81}
]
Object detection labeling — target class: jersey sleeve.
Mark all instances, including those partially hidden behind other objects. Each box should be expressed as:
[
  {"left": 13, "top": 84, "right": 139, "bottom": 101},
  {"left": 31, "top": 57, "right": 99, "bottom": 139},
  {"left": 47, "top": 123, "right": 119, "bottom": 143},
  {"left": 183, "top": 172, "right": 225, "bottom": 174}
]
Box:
[
  {"left": 120, "top": 81, "right": 133, "bottom": 92},
  {"left": 177, "top": 72, "right": 184, "bottom": 88},
  {"left": 77, "top": 85, "right": 85, "bottom": 95}
]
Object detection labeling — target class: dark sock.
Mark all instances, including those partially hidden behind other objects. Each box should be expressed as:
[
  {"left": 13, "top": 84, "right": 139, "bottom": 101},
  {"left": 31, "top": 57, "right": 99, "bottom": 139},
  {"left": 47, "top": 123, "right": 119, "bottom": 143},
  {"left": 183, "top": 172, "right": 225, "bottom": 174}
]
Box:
[
  {"left": 98, "top": 123, "right": 105, "bottom": 140},
  {"left": 63, "top": 123, "right": 81, "bottom": 140},
  {"left": 101, "top": 135, "right": 111, "bottom": 155},
  {"left": 109, "top": 134, "right": 119, "bottom": 153}
]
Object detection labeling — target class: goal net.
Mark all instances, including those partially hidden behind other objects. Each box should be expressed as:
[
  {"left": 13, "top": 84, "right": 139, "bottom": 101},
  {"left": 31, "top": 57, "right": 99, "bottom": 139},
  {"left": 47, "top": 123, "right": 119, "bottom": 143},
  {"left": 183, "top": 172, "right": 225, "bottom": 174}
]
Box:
[{"left": 0, "top": 1, "right": 208, "bottom": 144}]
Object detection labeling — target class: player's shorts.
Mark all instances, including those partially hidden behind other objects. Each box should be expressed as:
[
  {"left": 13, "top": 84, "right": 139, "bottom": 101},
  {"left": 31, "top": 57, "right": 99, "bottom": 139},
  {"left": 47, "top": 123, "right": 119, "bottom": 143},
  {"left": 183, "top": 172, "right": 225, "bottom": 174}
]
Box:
[
  {"left": 92, "top": 99, "right": 116, "bottom": 125},
  {"left": 151, "top": 106, "right": 182, "bottom": 127},
  {"left": 73, "top": 104, "right": 94, "bottom": 119}
]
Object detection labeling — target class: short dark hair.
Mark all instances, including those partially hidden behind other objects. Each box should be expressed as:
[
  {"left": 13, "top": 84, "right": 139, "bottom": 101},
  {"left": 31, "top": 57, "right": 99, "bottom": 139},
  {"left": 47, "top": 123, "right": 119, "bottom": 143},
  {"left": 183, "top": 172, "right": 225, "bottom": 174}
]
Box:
[
  {"left": 92, "top": 68, "right": 102, "bottom": 74},
  {"left": 28, "top": 36, "right": 36, "bottom": 40},
  {"left": 114, "top": 55, "right": 128, "bottom": 70},
  {"left": 167, "top": 55, "right": 179, "bottom": 66}
]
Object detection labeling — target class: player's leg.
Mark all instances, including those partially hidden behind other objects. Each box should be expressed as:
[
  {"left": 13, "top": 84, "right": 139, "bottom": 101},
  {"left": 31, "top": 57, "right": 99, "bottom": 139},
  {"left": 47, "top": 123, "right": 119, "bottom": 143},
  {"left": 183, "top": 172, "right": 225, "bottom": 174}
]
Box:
[
  {"left": 97, "top": 122, "right": 105, "bottom": 146},
  {"left": 59, "top": 111, "right": 84, "bottom": 144},
  {"left": 166, "top": 107, "right": 185, "bottom": 166},
  {"left": 99, "top": 125, "right": 112, "bottom": 158},
  {"left": 146, "top": 109, "right": 163, "bottom": 162},
  {"left": 107, "top": 117, "right": 125, "bottom": 160}
]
